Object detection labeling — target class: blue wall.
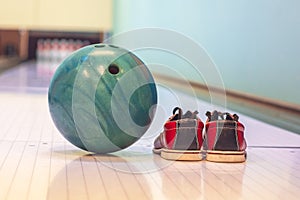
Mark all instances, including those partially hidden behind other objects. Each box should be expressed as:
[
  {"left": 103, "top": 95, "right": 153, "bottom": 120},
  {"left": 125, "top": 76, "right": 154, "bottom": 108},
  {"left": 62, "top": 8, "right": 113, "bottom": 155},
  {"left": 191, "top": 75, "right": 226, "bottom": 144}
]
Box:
[{"left": 112, "top": 0, "right": 300, "bottom": 105}]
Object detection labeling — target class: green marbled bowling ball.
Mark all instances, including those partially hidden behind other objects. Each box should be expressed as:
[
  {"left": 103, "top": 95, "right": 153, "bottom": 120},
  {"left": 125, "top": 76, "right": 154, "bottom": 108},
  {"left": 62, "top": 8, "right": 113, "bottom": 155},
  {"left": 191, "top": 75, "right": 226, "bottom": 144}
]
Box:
[{"left": 48, "top": 44, "right": 157, "bottom": 153}]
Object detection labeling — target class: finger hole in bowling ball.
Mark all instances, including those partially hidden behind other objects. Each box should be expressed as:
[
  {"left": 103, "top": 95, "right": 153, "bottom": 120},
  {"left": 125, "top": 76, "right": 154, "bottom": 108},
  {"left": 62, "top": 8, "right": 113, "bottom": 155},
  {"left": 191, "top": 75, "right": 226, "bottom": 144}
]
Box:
[
  {"left": 94, "top": 44, "right": 106, "bottom": 48},
  {"left": 108, "top": 64, "right": 120, "bottom": 75}
]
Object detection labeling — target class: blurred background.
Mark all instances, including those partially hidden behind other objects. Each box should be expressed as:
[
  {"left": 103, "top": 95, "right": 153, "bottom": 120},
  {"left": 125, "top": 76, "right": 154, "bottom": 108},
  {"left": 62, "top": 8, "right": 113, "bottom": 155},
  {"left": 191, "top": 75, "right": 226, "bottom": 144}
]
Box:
[{"left": 0, "top": 0, "right": 299, "bottom": 132}]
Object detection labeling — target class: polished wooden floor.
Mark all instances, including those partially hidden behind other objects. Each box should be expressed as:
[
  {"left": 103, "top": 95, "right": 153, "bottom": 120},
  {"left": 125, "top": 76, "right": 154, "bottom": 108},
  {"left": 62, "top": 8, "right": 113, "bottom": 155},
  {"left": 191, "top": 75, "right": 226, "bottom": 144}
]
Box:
[{"left": 0, "top": 62, "right": 299, "bottom": 200}]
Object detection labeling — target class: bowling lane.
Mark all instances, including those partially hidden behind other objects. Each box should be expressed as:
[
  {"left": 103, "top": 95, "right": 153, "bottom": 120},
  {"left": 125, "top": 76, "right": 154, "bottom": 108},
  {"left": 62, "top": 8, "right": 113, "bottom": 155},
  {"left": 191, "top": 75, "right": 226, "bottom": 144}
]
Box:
[
  {"left": 0, "top": 61, "right": 299, "bottom": 200},
  {"left": 0, "top": 61, "right": 52, "bottom": 93}
]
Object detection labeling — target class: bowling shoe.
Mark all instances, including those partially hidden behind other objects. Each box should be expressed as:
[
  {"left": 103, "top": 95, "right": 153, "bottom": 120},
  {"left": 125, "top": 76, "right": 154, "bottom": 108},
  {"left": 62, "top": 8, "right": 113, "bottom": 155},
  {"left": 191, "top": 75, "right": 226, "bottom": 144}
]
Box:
[
  {"left": 203, "top": 111, "right": 247, "bottom": 162},
  {"left": 153, "top": 107, "right": 204, "bottom": 161}
]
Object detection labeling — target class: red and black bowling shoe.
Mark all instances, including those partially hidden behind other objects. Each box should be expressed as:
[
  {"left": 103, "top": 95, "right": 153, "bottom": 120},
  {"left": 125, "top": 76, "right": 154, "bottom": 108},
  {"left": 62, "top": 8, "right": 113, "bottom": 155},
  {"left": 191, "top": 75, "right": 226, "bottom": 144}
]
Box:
[
  {"left": 203, "top": 111, "right": 247, "bottom": 162},
  {"left": 153, "top": 107, "right": 204, "bottom": 161}
]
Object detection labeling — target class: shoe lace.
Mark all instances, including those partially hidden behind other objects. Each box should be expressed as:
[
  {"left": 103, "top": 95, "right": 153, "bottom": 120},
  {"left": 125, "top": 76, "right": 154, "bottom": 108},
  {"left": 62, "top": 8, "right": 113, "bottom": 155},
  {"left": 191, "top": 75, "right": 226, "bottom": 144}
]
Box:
[
  {"left": 206, "top": 110, "right": 239, "bottom": 122},
  {"left": 171, "top": 107, "right": 199, "bottom": 121}
]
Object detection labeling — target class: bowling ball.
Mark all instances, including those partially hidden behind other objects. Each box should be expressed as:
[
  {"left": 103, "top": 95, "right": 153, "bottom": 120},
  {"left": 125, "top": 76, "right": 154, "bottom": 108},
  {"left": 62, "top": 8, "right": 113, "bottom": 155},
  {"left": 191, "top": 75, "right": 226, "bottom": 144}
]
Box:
[{"left": 48, "top": 44, "right": 157, "bottom": 153}]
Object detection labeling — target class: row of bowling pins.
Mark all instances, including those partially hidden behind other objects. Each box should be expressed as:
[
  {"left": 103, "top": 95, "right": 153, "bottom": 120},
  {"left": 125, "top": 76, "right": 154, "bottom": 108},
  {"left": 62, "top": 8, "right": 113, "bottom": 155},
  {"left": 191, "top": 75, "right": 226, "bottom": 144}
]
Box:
[
  {"left": 36, "top": 38, "right": 90, "bottom": 63},
  {"left": 36, "top": 39, "right": 90, "bottom": 76}
]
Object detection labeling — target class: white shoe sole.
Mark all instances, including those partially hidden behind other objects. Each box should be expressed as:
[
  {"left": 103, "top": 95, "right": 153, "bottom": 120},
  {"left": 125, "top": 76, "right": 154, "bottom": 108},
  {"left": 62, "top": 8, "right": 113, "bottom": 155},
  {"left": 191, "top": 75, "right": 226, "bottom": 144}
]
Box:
[
  {"left": 206, "top": 150, "right": 247, "bottom": 163},
  {"left": 153, "top": 148, "right": 203, "bottom": 161}
]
